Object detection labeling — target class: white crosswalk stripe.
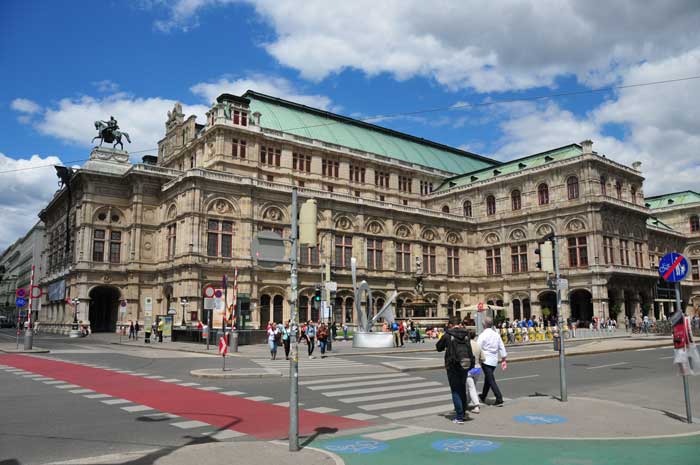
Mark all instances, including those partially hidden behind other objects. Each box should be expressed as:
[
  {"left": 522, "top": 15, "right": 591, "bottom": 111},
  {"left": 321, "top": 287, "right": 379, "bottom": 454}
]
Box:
[{"left": 252, "top": 357, "right": 390, "bottom": 376}]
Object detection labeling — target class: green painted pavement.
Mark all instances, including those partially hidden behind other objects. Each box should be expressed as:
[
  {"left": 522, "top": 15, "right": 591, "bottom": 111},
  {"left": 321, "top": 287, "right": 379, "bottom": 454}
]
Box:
[{"left": 315, "top": 430, "right": 700, "bottom": 465}]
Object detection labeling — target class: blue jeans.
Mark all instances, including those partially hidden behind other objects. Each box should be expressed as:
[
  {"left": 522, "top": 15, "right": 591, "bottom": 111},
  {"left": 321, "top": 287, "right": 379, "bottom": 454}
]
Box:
[
  {"left": 319, "top": 339, "right": 327, "bottom": 355},
  {"left": 446, "top": 367, "right": 467, "bottom": 420}
]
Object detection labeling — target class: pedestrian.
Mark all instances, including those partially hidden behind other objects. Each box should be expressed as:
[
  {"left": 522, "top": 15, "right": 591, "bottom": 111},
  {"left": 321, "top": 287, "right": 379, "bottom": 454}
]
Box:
[
  {"left": 318, "top": 322, "right": 329, "bottom": 357},
  {"left": 331, "top": 321, "right": 337, "bottom": 342},
  {"left": 399, "top": 320, "right": 406, "bottom": 347},
  {"left": 477, "top": 317, "right": 507, "bottom": 406},
  {"left": 306, "top": 320, "right": 317, "bottom": 358},
  {"left": 144, "top": 323, "right": 151, "bottom": 343},
  {"left": 466, "top": 329, "right": 482, "bottom": 414},
  {"left": 128, "top": 321, "right": 135, "bottom": 340},
  {"left": 343, "top": 323, "right": 348, "bottom": 341},
  {"left": 157, "top": 318, "right": 164, "bottom": 343},
  {"left": 267, "top": 322, "right": 278, "bottom": 360},
  {"left": 391, "top": 320, "right": 400, "bottom": 347},
  {"left": 436, "top": 318, "right": 474, "bottom": 424},
  {"left": 134, "top": 321, "right": 140, "bottom": 340},
  {"left": 282, "top": 320, "right": 291, "bottom": 360}
]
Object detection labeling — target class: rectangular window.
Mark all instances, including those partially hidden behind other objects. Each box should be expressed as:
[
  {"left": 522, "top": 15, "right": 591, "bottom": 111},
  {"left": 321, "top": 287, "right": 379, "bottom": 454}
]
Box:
[
  {"left": 93, "top": 229, "right": 105, "bottom": 262},
  {"left": 399, "top": 176, "right": 412, "bottom": 193},
  {"left": 349, "top": 164, "right": 366, "bottom": 183},
  {"left": 325, "top": 184, "right": 334, "bottom": 193},
  {"left": 375, "top": 171, "right": 389, "bottom": 189},
  {"left": 396, "top": 242, "right": 411, "bottom": 272},
  {"left": 207, "top": 220, "right": 219, "bottom": 256},
  {"left": 692, "top": 259, "right": 700, "bottom": 281},
  {"left": 299, "top": 244, "right": 320, "bottom": 265},
  {"left": 260, "top": 146, "right": 281, "bottom": 166},
  {"left": 486, "top": 248, "right": 501, "bottom": 275},
  {"left": 568, "top": 236, "right": 588, "bottom": 267},
  {"left": 232, "top": 110, "right": 247, "bottom": 126},
  {"left": 619, "top": 239, "right": 630, "bottom": 266},
  {"left": 322, "top": 159, "right": 339, "bottom": 178},
  {"left": 511, "top": 245, "right": 528, "bottom": 273},
  {"left": 292, "top": 152, "right": 311, "bottom": 172},
  {"left": 420, "top": 180, "right": 433, "bottom": 195},
  {"left": 335, "top": 235, "right": 352, "bottom": 268},
  {"left": 232, "top": 138, "right": 247, "bottom": 158},
  {"left": 221, "top": 221, "right": 233, "bottom": 258},
  {"left": 367, "top": 239, "right": 383, "bottom": 270},
  {"left": 634, "top": 242, "right": 643, "bottom": 268},
  {"left": 447, "top": 247, "right": 459, "bottom": 276},
  {"left": 603, "top": 236, "right": 614, "bottom": 264},
  {"left": 167, "top": 224, "right": 177, "bottom": 258},
  {"left": 109, "top": 231, "right": 121, "bottom": 263},
  {"left": 422, "top": 245, "right": 437, "bottom": 274}
]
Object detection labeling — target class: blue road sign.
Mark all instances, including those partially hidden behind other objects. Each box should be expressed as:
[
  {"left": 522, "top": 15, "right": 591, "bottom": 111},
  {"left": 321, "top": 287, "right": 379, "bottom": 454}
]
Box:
[
  {"left": 658, "top": 252, "right": 689, "bottom": 283},
  {"left": 19, "top": 311, "right": 26, "bottom": 318},
  {"left": 15, "top": 297, "right": 27, "bottom": 307}
]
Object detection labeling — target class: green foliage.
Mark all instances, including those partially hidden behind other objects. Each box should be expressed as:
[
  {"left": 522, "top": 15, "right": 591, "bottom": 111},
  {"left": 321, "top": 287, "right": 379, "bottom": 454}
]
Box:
[
  {"left": 541, "top": 307, "right": 552, "bottom": 318},
  {"left": 641, "top": 303, "right": 652, "bottom": 316},
  {"left": 609, "top": 303, "right": 622, "bottom": 320},
  {"left": 495, "top": 309, "right": 507, "bottom": 326}
]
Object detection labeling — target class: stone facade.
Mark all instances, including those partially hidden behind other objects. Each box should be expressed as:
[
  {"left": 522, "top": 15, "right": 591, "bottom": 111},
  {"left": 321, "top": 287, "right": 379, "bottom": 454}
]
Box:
[{"left": 33, "top": 92, "right": 697, "bottom": 334}]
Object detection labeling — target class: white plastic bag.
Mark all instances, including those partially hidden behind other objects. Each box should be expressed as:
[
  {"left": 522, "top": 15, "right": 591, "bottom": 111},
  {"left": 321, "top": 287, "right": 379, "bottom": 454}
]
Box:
[
  {"left": 687, "top": 343, "right": 700, "bottom": 376},
  {"left": 674, "top": 348, "right": 694, "bottom": 376}
]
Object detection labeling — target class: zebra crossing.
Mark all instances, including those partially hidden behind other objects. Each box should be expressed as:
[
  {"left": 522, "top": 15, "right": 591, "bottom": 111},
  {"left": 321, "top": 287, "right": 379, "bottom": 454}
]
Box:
[
  {"left": 299, "top": 372, "right": 455, "bottom": 420},
  {"left": 252, "top": 355, "right": 391, "bottom": 376}
]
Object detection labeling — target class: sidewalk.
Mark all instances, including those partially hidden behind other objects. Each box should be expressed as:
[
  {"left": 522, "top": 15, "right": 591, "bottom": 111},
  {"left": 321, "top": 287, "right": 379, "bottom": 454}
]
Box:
[{"left": 0, "top": 341, "right": 49, "bottom": 353}]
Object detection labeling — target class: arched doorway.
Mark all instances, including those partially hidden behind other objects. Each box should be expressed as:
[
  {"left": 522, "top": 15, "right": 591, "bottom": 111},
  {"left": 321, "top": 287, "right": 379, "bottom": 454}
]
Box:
[
  {"left": 299, "top": 295, "right": 309, "bottom": 322},
  {"left": 512, "top": 299, "right": 521, "bottom": 320},
  {"left": 273, "top": 295, "right": 284, "bottom": 323},
  {"left": 259, "top": 294, "right": 271, "bottom": 328},
  {"left": 88, "top": 286, "right": 120, "bottom": 332},
  {"left": 523, "top": 298, "right": 532, "bottom": 320},
  {"left": 539, "top": 291, "right": 557, "bottom": 321},
  {"left": 345, "top": 297, "right": 354, "bottom": 323},
  {"left": 570, "top": 289, "right": 593, "bottom": 323}
]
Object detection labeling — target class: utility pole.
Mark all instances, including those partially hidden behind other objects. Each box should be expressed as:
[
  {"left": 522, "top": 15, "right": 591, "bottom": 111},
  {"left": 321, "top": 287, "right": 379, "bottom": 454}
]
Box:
[
  {"left": 553, "top": 236, "right": 567, "bottom": 402},
  {"left": 289, "top": 188, "right": 300, "bottom": 451}
]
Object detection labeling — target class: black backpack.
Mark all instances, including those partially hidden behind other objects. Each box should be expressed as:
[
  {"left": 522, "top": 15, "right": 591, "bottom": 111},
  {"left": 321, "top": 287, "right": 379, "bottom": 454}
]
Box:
[{"left": 447, "top": 335, "right": 474, "bottom": 370}]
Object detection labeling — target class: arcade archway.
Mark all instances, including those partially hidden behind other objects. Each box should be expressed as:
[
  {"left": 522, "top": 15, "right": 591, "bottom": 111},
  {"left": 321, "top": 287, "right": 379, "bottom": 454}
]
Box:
[
  {"left": 570, "top": 289, "right": 594, "bottom": 323},
  {"left": 88, "top": 286, "right": 120, "bottom": 332}
]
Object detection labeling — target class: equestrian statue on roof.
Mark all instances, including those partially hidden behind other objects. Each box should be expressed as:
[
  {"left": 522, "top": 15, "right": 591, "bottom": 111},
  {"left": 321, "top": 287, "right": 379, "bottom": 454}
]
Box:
[{"left": 92, "top": 116, "right": 131, "bottom": 150}]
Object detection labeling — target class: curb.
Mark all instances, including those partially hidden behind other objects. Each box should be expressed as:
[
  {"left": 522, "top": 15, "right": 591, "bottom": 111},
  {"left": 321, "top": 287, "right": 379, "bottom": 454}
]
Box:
[
  {"left": 0, "top": 348, "right": 50, "bottom": 354},
  {"left": 190, "top": 368, "right": 282, "bottom": 379},
  {"left": 384, "top": 341, "right": 672, "bottom": 372}
]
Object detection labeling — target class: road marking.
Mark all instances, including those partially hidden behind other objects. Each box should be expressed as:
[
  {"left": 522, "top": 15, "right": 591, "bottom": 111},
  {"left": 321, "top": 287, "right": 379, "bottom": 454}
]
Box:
[
  {"left": 144, "top": 375, "right": 165, "bottom": 379},
  {"left": 344, "top": 413, "right": 378, "bottom": 421},
  {"left": 197, "top": 386, "right": 223, "bottom": 391},
  {"left": 144, "top": 413, "right": 179, "bottom": 419},
  {"left": 171, "top": 420, "right": 209, "bottom": 429},
  {"left": 161, "top": 378, "right": 182, "bottom": 383},
  {"left": 306, "top": 407, "right": 338, "bottom": 414},
  {"left": 340, "top": 386, "right": 448, "bottom": 403},
  {"left": 307, "top": 376, "right": 423, "bottom": 390},
  {"left": 102, "top": 398, "right": 131, "bottom": 405},
  {"left": 360, "top": 394, "right": 452, "bottom": 411},
  {"left": 363, "top": 355, "right": 435, "bottom": 361},
  {"left": 204, "top": 429, "right": 246, "bottom": 440},
  {"left": 121, "top": 405, "right": 154, "bottom": 413},
  {"left": 44, "top": 380, "right": 66, "bottom": 385},
  {"left": 382, "top": 403, "right": 455, "bottom": 420},
  {"left": 116, "top": 370, "right": 134, "bottom": 374},
  {"left": 85, "top": 394, "right": 112, "bottom": 399},
  {"left": 637, "top": 348, "right": 659, "bottom": 351},
  {"left": 499, "top": 374, "right": 540, "bottom": 381},
  {"left": 299, "top": 373, "right": 408, "bottom": 386},
  {"left": 659, "top": 356, "right": 674, "bottom": 360},
  {"left": 220, "top": 391, "right": 246, "bottom": 396},
  {"left": 178, "top": 382, "right": 200, "bottom": 387},
  {"left": 273, "top": 401, "right": 304, "bottom": 407},
  {"left": 32, "top": 377, "right": 54, "bottom": 381},
  {"left": 55, "top": 384, "right": 80, "bottom": 389},
  {"left": 69, "top": 389, "right": 94, "bottom": 394},
  {"left": 363, "top": 427, "right": 427, "bottom": 441},
  {"left": 130, "top": 373, "right": 151, "bottom": 376},
  {"left": 22, "top": 374, "right": 43, "bottom": 378},
  {"left": 325, "top": 381, "right": 441, "bottom": 397},
  {"left": 586, "top": 362, "right": 628, "bottom": 370},
  {"left": 244, "top": 396, "right": 272, "bottom": 402}
]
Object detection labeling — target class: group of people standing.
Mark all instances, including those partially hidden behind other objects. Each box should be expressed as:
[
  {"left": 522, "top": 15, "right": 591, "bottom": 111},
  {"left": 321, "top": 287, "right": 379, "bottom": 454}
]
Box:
[
  {"left": 266, "top": 320, "right": 335, "bottom": 360},
  {"left": 127, "top": 319, "right": 164, "bottom": 343},
  {"left": 437, "top": 316, "right": 507, "bottom": 424}
]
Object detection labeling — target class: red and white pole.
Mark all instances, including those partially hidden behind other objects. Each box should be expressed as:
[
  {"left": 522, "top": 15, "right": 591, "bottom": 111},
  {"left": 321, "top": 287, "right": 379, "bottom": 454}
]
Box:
[{"left": 27, "top": 265, "right": 35, "bottom": 330}]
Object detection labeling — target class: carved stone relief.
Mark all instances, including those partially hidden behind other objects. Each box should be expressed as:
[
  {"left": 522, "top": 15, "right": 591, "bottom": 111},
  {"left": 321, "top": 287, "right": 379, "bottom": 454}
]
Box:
[
  {"left": 536, "top": 224, "right": 554, "bottom": 237},
  {"left": 396, "top": 225, "right": 411, "bottom": 238},
  {"left": 367, "top": 221, "right": 383, "bottom": 235},
  {"left": 422, "top": 229, "right": 437, "bottom": 242},
  {"left": 446, "top": 232, "right": 461, "bottom": 244},
  {"left": 336, "top": 216, "right": 353, "bottom": 230},
  {"left": 566, "top": 218, "right": 586, "bottom": 232},
  {"left": 485, "top": 233, "right": 500, "bottom": 244},
  {"left": 509, "top": 229, "right": 526, "bottom": 241}
]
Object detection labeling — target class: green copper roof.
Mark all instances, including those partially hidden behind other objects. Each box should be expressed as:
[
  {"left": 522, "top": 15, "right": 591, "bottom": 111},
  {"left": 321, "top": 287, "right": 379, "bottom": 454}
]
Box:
[
  {"left": 435, "top": 144, "right": 584, "bottom": 191},
  {"left": 644, "top": 191, "right": 700, "bottom": 209},
  {"left": 244, "top": 91, "right": 496, "bottom": 174},
  {"left": 646, "top": 216, "right": 676, "bottom": 232}
]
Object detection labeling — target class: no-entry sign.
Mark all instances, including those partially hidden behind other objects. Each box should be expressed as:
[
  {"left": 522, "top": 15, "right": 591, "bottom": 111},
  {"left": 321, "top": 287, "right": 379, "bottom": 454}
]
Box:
[{"left": 658, "top": 252, "right": 688, "bottom": 283}]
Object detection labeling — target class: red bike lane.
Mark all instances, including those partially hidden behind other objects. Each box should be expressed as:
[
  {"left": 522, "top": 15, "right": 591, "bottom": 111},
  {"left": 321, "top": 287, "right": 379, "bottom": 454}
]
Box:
[{"left": 0, "top": 354, "right": 371, "bottom": 439}]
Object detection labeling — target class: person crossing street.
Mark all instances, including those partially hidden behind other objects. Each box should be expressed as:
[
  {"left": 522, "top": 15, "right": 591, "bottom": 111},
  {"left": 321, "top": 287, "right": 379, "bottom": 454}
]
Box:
[
  {"left": 436, "top": 317, "right": 475, "bottom": 424},
  {"left": 478, "top": 317, "right": 507, "bottom": 406}
]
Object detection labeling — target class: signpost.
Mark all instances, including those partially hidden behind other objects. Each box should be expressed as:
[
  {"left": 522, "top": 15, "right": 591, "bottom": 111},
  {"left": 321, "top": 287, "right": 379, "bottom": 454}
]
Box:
[
  {"left": 658, "top": 252, "right": 692, "bottom": 424},
  {"left": 15, "top": 296, "right": 26, "bottom": 349}
]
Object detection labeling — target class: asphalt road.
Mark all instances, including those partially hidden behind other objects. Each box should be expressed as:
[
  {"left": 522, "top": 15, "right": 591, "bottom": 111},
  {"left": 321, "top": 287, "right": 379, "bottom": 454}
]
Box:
[{"left": 1, "top": 330, "right": 698, "bottom": 465}]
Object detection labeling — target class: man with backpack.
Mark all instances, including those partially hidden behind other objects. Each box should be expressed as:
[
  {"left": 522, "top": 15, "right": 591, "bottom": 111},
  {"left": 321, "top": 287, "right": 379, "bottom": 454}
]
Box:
[{"left": 436, "top": 318, "right": 475, "bottom": 424}]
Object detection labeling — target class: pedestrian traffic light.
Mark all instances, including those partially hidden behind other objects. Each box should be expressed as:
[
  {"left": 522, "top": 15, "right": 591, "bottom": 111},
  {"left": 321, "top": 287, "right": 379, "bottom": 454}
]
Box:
[
  {"left": 535, "top": 241, "right": 555, "bottom": 272},
  {"left": 313, "top": 286, "right": 322, "bottom": 302}
]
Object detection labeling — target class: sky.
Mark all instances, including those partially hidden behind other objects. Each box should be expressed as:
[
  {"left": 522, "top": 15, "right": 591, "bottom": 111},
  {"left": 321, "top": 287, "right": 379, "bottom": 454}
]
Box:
[{"left": 1, "top": 0, "right": 699, "bottom": 250}]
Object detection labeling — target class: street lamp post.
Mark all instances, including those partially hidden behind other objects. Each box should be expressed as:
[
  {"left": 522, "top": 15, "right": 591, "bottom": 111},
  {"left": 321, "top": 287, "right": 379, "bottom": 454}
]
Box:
[
  {"left": 69, "top": 298, "right": 82, "bottom": 338},
  {"left": 180, "top": 298, "right": 188, "bottom": 327}
]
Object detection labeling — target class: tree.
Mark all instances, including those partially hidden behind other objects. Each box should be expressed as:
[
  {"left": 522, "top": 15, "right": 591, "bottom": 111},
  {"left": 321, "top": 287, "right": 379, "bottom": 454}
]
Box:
[
  {"left": 609, "top": 303, "right": 621, "bottom": 321},
  {"left": 541, "top": 307, "right": 552, "bottom": 319}
]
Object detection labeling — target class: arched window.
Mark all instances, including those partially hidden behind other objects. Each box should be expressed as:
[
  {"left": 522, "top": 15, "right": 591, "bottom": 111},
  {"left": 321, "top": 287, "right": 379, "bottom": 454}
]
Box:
[
  {"left": 463, "top": 201, "right": 472, "bottom": 217},
  {"left": 691, "top": 215, "right": 700, "bottom": 233},
  {"left": 600, "top": 176, "right": 607, "bottom": 195},
  {"left": 486, "top": 195, "right": 496, "bottom": 215},
  {"left": 567, "top": 176, "right": 579, "bottom": 200},
  {"left": 615, "top": 180, "right": 622, "bottom": 199},
  {"left": 538, "top": 183, "right": 549, "bottom": 205},
  {"left": 442, "top": 205, "right": 450, "bottom": 213},
  {"left": 511, "top": 190, "right": 521, "bottom": 210}
]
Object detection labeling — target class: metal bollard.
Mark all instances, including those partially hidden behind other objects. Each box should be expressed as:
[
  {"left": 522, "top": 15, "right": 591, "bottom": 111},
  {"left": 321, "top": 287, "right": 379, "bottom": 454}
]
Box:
[
  {"left": 23, "top": 329, "right": 33, "bottom": 350},
  {"left": 231, "top": 330, "right": 239, "bottom": 352},
  {"left": 553, "top": 335, "right": 560, "bottom": 352}
]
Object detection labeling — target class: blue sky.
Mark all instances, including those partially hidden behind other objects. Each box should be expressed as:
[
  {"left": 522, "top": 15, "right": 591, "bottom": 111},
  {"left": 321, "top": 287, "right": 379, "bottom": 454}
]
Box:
[{"left": 1, "top": 0, "right": 699, "bottom": 248}]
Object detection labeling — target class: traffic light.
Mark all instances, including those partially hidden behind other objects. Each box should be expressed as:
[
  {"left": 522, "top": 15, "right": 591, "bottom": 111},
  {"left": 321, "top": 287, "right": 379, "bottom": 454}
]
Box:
[
  {"left": 535, "top": 241, "right": 555, "bottom": 272},
  {"left": 313, "top": 286, "right": 322, "bottom": 302}
]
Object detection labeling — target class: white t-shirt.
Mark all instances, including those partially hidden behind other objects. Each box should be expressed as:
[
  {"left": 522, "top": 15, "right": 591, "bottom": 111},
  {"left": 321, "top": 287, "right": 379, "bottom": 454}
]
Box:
[{"left": 477, "top": 328, "right": 508, "bottom": 367}]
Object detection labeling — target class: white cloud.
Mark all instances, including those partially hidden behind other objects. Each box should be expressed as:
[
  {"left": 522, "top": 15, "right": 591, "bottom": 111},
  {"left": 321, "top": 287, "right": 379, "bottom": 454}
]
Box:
[
  {"left": 152, "top": 0, "right": 238, "bottom": 32},
  {"left": 0, "top": 152, "right": 63, "bottom": 250},
  {"left": 11, "top": 98, "right": 42, "bottom": 114},
  {"left": 92, "top": 80, "right": 120, "bottom": 93},
  {"left": 190, "top": 75, "right": 333, "bottom": 110}
]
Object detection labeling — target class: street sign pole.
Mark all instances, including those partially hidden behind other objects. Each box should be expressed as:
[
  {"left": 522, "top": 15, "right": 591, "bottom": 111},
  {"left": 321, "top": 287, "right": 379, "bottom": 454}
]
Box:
[
  {"left": 289, "top": 188, "right": 300, "bottom": 451},
  {"left": 676, "top": 281, "right": 693, "bottom": 424},
  {"left": 24, "top": 265, "right": 35, "bottom": 350},
  {"left": 553, "top": 236, "right": 567, "bottom": 402}
]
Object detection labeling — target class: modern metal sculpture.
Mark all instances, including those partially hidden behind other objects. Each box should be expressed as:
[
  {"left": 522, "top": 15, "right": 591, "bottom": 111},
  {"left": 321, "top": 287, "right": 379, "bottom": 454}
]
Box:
[
  {"left": 351, "top": 257, "right": 398, "bottom": 348},
  {"left": 92, "top": 116, "right": 131, "bottom": 150}
]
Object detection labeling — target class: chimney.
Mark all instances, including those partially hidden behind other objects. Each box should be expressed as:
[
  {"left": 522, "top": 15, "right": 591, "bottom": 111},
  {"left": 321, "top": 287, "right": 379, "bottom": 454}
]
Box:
[
  {"left": 580, "top": 139, "right": 593, "bottom": 154},
  {"left": 631, "top": 161, "right": 642, "bottom": 171}
]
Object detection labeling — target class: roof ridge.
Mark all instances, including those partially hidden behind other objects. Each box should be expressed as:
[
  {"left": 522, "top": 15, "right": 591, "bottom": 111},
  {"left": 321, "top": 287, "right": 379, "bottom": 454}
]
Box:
[
  {"left": 644, "top": 190, "right": 700, "bottom": 200},
  {"left": 243, "top": 90, "right": 499, "bottom": 166}
]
